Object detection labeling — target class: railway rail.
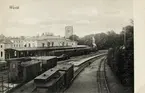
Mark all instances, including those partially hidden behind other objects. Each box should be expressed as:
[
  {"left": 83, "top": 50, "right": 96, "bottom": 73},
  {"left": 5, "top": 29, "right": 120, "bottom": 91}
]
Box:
[
  {"left": 97, "top": 57, "right": 111, "bottom": 93},
  {"left": 62, "top": 54, "right": 106, "bottom": 93}
]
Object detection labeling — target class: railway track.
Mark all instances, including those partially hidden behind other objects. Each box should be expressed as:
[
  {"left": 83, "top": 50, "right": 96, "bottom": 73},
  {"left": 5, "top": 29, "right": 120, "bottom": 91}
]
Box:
[
  {"left": 97, "top": 57, "right": 111, "bottom": 93},
  {"left": 9, "top": 53, "right": 106, "bottom": 93},
  {"left": 57, "top": 52, "right": 103, "bottom": 65}
]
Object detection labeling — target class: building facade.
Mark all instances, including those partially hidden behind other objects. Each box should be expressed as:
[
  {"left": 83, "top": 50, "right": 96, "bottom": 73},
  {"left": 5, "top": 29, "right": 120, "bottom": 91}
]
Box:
[
  {"left": 0, "top": 35, "right": 78, "bottom": 61},
  {"left": 21, "top": 36, "right": 77, "bottom": 48},
  {"left": 0, "top": 39, "right": 12, "bottom": 61},
  {"left": 9, "top": 35, "right": 77, "bottom": 48},
  {"left": 11, "top": 38, "right": 24, "bottom": 48}
]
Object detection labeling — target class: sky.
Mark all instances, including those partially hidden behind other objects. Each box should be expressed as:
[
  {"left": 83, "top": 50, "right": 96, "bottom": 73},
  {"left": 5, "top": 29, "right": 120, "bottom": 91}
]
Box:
[{"left": 0, "top": 0, "right": 133, "bottom": 37}]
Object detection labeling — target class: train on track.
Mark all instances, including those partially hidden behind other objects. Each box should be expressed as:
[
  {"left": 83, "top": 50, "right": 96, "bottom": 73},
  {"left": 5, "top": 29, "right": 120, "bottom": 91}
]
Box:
[
  {"left": 34, "top": 54, "right": 104, "bottom": 93},
  {"left": 34, "top": 63, "right": 74, "bottom": 93},
  {"left": 6, "top": 46, "right": 97, "bottom": 83},
  {"left": 7, "top": 56, "right": 57, "bottom": 82}
]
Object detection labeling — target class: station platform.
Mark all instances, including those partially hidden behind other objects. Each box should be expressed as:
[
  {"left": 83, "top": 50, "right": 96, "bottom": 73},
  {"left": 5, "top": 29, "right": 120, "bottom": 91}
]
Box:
[
  {"left": 65, "top": 57, "right": 104, "bottom": 93},
  {"left": 69, "top": 53, "right": 106, "bottom": 67}
]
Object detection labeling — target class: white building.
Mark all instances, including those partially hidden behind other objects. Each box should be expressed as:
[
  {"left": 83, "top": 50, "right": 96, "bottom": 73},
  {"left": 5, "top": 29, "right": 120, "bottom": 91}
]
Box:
[
  {"left": 9, "top": 35, "right": 77, "bottom": 48},
  {"left": 0, "top": 34, "right": 78, "bottom": 61},
  {"left": 23, "top": 35, "right": 77, "bottom": 48},
  {"left": 0, "top": 39, "right": 12, "bottom": 60},
  {"left": 11, "top": 38, "right": 24, "bottom": 48}
]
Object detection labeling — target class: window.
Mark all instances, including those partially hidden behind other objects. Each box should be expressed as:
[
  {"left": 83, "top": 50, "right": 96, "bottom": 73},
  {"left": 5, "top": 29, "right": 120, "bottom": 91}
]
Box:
[
  {"left": 42, "top": 43, "right": 45, "bottom": 47},
  {"left": 66, "top": 43, "right": 68, "bottom": 46},
  {"left": 29, "top": 43, "right": 31, "bottom": 47},
  {"left": 14, "top": 51, "right": 17, "bottom": 56},
  {"left": 24, "top": 44, "right": 27, "bottom": 47},
  {"left": 0, "top": 52, "right": 2, "bottom": 57},
  {"left": 0, "top": 45, "right": 2, "bottom": 48},
  {"left": 52, "top": 42, "right": 54, "bottom": 47},
  {"left": 33, "top": 43, "right": 35, "bottom": 47},
  {"left": 62, "top": 42, "right": 65, "bottom": 46},
  {"left": 47, "top": 42, "right": 50, "bottom": 47}
]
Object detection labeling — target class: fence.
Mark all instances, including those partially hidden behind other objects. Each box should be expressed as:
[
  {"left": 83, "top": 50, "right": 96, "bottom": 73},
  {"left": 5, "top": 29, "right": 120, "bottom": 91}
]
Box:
[{"left": 0, "top": 71, "right": 15, "bottom": 93}]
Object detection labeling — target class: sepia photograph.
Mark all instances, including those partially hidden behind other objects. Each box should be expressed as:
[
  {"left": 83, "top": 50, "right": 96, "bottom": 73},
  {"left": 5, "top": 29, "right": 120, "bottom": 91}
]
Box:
[{"left": 0, "top": 0, "right": 134, "bottom": 93}]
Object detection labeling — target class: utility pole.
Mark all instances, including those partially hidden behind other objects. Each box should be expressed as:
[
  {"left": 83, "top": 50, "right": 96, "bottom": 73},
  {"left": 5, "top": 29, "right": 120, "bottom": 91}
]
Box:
[{"left": 123, "top": 27, "right": 126, "bottom": 47}]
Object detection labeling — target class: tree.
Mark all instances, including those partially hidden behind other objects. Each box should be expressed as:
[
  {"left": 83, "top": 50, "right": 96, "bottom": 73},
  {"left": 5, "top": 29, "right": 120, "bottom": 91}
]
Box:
[
  {"left": 69, "top": 35, "right": 80, "bottom": 42},
  {"left": 130, "top": 19, "right": 134, "bottom": 25},
  {"left": 79, "top": 34, "right": 94, "bottom": 47}
]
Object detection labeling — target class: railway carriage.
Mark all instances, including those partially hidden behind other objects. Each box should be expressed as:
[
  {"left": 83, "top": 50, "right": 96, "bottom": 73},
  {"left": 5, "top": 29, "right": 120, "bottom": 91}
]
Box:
[
  {"left": 9, "top": 60, "right": 41, "bottom": 82},
  {"left": 55, "top": 64, "right": 74, "bottom": 88},
  {"left": 32, "top": 56, "right": 57, "bottom": 72},
  {"left": 34, "top": 68, "right": 65, "bottom": 93}
]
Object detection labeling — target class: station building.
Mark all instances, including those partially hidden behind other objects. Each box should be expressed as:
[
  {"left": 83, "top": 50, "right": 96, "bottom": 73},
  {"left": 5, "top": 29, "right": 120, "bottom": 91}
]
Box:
[
  {"left": 22, "top": 36, "right": 77, "bottom": 48},
  {"left": 0, "top": 35, "right": 78, "bottom": 61}
]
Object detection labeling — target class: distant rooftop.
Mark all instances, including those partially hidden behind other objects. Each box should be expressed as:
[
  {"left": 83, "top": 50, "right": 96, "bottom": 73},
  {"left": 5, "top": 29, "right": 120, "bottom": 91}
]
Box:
[
  {"left": 25, "top": 35, "right": 70, "bottom": 41},
  {"left": 5, "top": 45, "right": 89, "bottom": 51}
]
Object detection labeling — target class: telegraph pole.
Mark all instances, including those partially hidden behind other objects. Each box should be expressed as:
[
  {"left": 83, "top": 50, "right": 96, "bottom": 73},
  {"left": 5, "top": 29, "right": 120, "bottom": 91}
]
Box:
[{"left": 123, "top": 27, "right": 126, "bottom": 47}]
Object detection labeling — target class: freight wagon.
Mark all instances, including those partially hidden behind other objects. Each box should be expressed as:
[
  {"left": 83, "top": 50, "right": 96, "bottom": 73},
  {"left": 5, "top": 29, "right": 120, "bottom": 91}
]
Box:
[
  {"left": 8, "top": 56, "right": 57, "bottom": 83},
  {"left": 9, "top": 60, "right": 41, "bottom": 82},
  {"left": 34, "top": 68, "right": 65, "bottom": 93},
  {"left": 34, "top": 63, "right": 74, "bottom": 93},
  {"left": 31, "top": 56, "right": 57, "bottom": 72},
  {"left": 21, "top": 61, "right": 41, "bottom": 82},
  {"left": 55, "top": 64, "right": 74, "bottom": 88}
]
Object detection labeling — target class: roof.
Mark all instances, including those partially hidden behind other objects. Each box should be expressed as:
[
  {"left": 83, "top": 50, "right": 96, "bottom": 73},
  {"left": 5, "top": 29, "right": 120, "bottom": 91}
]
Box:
[
  {"left": 56, "top": 64, "right": 73, "bottom": 71},
  {"left": 7, "top": 46, "right": 88, "bottom": 51},
  {"left": 35, "top": 71, "right": 64, "bottom": 87},
  {"left": 72, "top": 45, "right": 89, "bottom": 48},
  {"left": 23, "top": 36, "right": 77, "bottom": 43},
  {"left": 25, "top": 36, "right": 66, "bottom": 41},
  {"left": 21, "top": 60, "right": 40, "bottom": 67},
  {"left": 34, "top": 68, "right": 59, "bottom": 83},
  {"left": 32, "top": 56, "right": 56, "bottom": 60},
  {"left": 0, "top": 39, "right": 12, "bottom": 44}
]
